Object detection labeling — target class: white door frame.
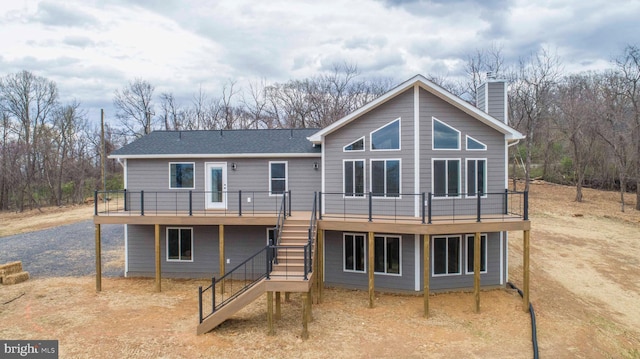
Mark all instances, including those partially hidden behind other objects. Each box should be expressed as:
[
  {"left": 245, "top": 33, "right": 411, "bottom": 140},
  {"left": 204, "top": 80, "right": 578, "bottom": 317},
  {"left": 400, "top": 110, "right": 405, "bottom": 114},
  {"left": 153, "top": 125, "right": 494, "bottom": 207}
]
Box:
[{"left": 205, "top": 162, "right": 227, "bottom": 209}]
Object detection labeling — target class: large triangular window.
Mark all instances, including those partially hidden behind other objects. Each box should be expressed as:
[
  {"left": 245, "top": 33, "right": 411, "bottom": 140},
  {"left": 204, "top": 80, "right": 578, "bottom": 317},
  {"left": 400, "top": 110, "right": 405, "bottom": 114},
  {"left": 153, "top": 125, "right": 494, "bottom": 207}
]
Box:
[
  {"left": 370, "top": 118, "right": 400, "bottom": 151},
  {"left": 344, "top": 137, "right": 365, "bottom": 152},
  {"left": 432, "top": 118, "right": 460, "bottom": 150}
]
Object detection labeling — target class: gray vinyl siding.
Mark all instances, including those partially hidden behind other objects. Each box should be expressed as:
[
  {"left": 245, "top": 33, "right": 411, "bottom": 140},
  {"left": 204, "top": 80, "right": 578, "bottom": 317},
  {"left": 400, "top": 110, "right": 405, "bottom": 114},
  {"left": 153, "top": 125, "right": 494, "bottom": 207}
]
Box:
[
  {"left": 125, "top": 157, "right": 320, "bottom": 212},
  {"left": 477, "top": 83, "right": 487, "bottom": 113},
  {"left": 323, "top": 231, "right": 415, "bottom": 292},
  {"left": 420, "top": 232, "right": 502, "bottom": 291},
  {"left": 486, "top": 81, "right": 506, "bottom": 123},
  {"left": 323, "top": 88, "right": 416, "bottom": 217},
  {"left": 419, "top": 87, "right": 507, "bottom": 217},
  {"left": 126, "top": 224, "right": 269, "bottom": 278}
]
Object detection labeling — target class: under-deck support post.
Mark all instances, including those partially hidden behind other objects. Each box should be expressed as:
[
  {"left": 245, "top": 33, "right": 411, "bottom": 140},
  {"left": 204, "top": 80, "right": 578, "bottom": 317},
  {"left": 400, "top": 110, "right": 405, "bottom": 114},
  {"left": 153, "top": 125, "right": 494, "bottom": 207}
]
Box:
[
  {"left": 368, "top": 231, "right": 375, "bottom": 308},
  {"left": 267, "top": 291, "right": 274, "bottom": 335},
  {"left": 95, "top": 224, "right": 102, "bottom": 292},
  {"left": 154, "top": 224, "right": 161, "bottom": 292},
  {"left": 275, "top": 292, "right": 281, "bottom": 320},
  {"left": 474, "top": 232, "right": 481, "bottom": 313},
  {"left": 301, "top": 291, "right": 310, "bottom": 340},
  {"left": 318, "top": 229, "right": 324, "bottom": 303},
  {"left": 219, "top": 224, "right": 225, "bottom": 295},
  {"left": 285, "top": 292, "right": 291, "bottom": 302},
  {"left": 423, "top": 234, "right": 429, "bottom": 317},
  {"left": 523, "top": 229, "right": 530, "bottom": 312}
]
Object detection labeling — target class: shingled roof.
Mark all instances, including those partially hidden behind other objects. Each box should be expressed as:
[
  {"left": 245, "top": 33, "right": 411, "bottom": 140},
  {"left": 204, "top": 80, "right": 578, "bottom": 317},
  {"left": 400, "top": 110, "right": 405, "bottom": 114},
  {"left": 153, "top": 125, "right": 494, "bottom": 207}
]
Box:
[{"left": 110, "top": 128, "right": 321, "bottom": 158}]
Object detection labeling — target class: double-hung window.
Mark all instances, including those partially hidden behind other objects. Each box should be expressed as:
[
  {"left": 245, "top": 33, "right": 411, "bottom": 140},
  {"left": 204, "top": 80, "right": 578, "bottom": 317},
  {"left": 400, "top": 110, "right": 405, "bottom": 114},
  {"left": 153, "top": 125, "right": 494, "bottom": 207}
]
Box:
[
  {"left": 169, "top": 162, "right": 194, "bottom": 189},
  {"left": 371, "top": 159, "right": 400, "bottom": 197},
  {"left": 465, "top": 234, "right": 487, "bottom": 274},
  {"left": 344, "top": 233, "right": 366, "bottom": 272},
  {"left": 167, "top": 227, "right": 193, "bottom": 261},
  {"left": 433, "top": 159, "right": 460, "bottom": 197},
  {"left": 432, "top": 235, "right": 461, "bottom": 275},
  {"left": 344, "top": 160, "right": 365, "bottom": 197},
  {"left": 466, "top": 159, "right": 487, "bottom": 197},
  {"left": 269, "top": 161, "right": 287, "bottom": 195},
  {"left": 374, "top": 235, "right": 401, "bottom": 275}
]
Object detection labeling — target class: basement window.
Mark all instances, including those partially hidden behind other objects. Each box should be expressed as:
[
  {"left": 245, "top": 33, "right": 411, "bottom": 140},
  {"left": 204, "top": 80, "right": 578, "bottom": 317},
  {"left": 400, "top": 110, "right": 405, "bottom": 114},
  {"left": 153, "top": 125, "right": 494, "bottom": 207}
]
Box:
[{"left": 167, "top": 227, "right": 193, "bottom": 262}]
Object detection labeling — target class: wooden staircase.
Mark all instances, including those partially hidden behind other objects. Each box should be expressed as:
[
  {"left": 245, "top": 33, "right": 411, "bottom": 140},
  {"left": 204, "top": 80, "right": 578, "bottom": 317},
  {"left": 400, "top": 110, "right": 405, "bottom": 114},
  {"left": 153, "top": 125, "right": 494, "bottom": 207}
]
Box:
[{"left": 197, "top": 213, "right": 316, "bottom": 335}]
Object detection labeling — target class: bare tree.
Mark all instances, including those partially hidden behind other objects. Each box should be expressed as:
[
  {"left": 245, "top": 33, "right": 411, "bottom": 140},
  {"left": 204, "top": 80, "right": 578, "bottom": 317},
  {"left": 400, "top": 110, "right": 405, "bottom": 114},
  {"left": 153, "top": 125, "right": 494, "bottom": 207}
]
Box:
[
  {"left": 113, "top": 79, "right": 155, "bottom": 139},
  {"left": 464, "top": 43, "right": 506, "bottom": 103}
]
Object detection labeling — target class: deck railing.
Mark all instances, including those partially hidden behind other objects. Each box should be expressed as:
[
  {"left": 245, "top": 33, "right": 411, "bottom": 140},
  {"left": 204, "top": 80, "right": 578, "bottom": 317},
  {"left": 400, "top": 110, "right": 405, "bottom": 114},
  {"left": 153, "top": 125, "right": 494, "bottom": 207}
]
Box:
[
  {"left": 94, "top": 189, "right": 291, "bottom": 217},
  {"left": 319, "top": 190, "right": 528, "bottom": 223}
]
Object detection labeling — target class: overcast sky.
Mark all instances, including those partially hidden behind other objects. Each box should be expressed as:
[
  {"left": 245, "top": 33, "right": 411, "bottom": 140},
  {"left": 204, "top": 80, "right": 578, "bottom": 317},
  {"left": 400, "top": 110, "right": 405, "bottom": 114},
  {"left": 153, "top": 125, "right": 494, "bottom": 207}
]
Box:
[{"left": 1, "top": 0, "right": 638, "bottom": 122}]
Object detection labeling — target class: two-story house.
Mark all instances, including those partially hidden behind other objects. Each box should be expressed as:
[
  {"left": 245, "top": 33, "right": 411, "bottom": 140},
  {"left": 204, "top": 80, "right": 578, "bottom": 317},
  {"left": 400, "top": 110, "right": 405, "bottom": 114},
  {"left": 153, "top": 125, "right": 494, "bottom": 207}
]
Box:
[{"left": 94, "top": 75, "right": 530, "bottom": 336}]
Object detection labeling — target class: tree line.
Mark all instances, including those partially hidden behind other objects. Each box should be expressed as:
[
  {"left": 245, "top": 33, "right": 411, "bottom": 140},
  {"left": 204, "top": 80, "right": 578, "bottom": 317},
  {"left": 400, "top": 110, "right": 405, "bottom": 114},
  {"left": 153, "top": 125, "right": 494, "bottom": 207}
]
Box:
[{"left": 1, "top": 47, "right": 639, "bottom": 212}]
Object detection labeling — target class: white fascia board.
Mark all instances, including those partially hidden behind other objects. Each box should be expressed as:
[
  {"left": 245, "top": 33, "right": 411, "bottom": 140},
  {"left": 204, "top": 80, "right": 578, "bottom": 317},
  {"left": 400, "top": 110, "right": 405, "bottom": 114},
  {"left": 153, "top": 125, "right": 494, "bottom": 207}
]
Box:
[{"left": 109, "top": 152, "right": 321, "bottom": 160}]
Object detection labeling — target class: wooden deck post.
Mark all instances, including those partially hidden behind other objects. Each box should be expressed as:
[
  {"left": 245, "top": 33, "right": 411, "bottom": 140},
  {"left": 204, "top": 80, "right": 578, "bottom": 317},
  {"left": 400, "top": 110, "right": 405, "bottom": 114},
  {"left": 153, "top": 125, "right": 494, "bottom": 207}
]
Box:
[
  {"left": 368, "top": 231, "right": 375, "bottom": 308},
  {"left": 318, "top": 229, "right": 324, "bottom": 303},
  {"left": 95, "top": 224, "right": 102, "bottom": 292},
  {"left": 219, "top": 224, "right": 225, "bottom": 295},
  {"left": 267, "top": 291, "right": 274, "bottom": 335},
  {"left": 301, "top": 291, "right": 310, "bottom": 340},
  {"left": 474, "top": 232, "right": 481, "bottom": 313},
  {"left": 275, "top": 292, "right": 281, "bottom": 320},
  {"left": 423, "top": 234, "right": 429, "bottom": 317},
  {"left": 155, "top": 224, "right": 161, "bottom": 292},
  {"left": 523, "top": 229, "right": 530, "bottom": 313},
  {"left": 285, "top": 292, "right": 291, "bottom": 302}
]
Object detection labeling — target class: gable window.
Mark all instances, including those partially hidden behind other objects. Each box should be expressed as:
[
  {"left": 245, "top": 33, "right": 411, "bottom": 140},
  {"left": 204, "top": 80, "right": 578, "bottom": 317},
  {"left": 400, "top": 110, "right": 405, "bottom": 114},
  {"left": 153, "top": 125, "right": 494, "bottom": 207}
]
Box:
[
  {"left": 466, "top": 159, "right": 487, "bottom": 197},
  {"left": 269, "top": 161, "right": 287, "bottom": 195},
  {"left": 374, "top": 235, "right": 401, "bottom": 275},
  {"left": 344, "top": 137, "right": 365, "bottom": 152},
  {"left": 432, "top": 118, "right": 461, "bottom": 150},
  {"left": 433, "top": 235, "right": 461, "bottom": 276},
  {"left": 344, "top": 233, "right": 366, "bottom": 272},
  {"left": 371, "top": 118, "right": 400, "bottom": 150},
  {"left": 433, "top": 159, "right": 460, "bottom": 197},
  {"left": 344, "top": 160, "right": 365, "bottom": 197},
  {"left": 466, "top": 135, "right": 487, "bottom": 151},
  {"left": 169, "top": 163, "right": 194, "bottom": 189},
  {"left": 167, "top": 227, "right": 193, "bottom": 261},
  {"left": 371, "top": 159, "right": 400, "bottom": 197},
  {"left": 465, "top": 234, "right": 487, "bottom": 274}
]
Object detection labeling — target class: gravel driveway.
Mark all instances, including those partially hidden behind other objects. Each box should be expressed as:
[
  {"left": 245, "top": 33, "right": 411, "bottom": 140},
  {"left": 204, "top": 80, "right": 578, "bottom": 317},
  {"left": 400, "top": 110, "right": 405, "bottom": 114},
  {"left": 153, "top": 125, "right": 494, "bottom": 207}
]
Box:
[{"left": 0, "top": 220, "right": 124, "bottom": 277}]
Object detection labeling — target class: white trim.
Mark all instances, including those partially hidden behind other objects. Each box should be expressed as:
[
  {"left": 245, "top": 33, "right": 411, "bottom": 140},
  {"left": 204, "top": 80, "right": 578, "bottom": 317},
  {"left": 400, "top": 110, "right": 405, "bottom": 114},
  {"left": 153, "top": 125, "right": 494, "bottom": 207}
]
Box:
[
  {"left": 414, "top": 234, "right": 420, "bottom": 291},
  {"left": 166, "top": 227, "right": 194, "bottom": 262},
  {"left": 343, "top": 136, "right": 365, "bottom": 152},
  {"left": 500, "top": 231, "right": 504, "bottom": 285},
  {"left": 465, "top": 158, "right": 488, "bottom": 198},
  {"left": 432, "top": 235, "right": 463, "bottom": 277},
  {"left": 123, "top": 159, "right": 128, "bottom": 188},
  {"left": 431, "top": 158, "right": 461, "bottom": 199},
  {"left": 124, "top": 224, "right": 129, "bottom": 277},
  {"left": 268, "top": 161, "right": 288, "bottom": 196},
  {"left": 484, "top": 82, "right": 489, "bottom": 113},
  {"left": 373, "top": 234, "right": 402, "bottom": 276},
  {"left": 370, "top": 158, "right": 402, "bottom": 198},
  {"left": 504, "top": 140, "right": 509, "bottom": 189},
  {"left": 370, "top": 118, "right": 402, "bottom": 151},
  {"left": 503, "top": 82, "right": 509, "bottom": 125},
  {"left": 464, "top": 234, "right": 488, "bottom": 275},
  {"left": 342, "top": 159, "right": 366, "bottom": 199},
  {"left": 432, "top": 117, "right": 461, "bottom": 151},
  {"left": 168, "top": 162, "right": 195, "bottom": 189},
  {"left": 205, "top": 162, "right": 227, "bottom": 209},
  {"left": 307, "top": 75, "right": 524, "bottom": 144},
  {"left": 343, "top": 233, "right": 367, "bottom": 273},
  {"left": 321, "top": 143, "right": 326, "bottom": 216},
  {"left": 466, "top": 135, "right": 487, "bottom": 151},
  {"left": 414, "top": 85, "right": 421, "bottom": 217},
  {"left": 505, "top": 231, "right": 509, "bottom": 283},
  {"left": 110, "top": 153, "right": 321, "bottom": 160}
]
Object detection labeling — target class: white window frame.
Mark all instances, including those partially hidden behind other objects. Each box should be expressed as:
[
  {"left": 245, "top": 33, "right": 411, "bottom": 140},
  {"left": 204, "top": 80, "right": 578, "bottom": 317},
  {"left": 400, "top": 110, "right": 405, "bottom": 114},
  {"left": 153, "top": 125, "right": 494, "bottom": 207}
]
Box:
[
  {"left": 343, "top": 136, "right": 365, "bottom": 152},
  {"left": 374, "top": 234, "right": 402, "bottom": 276},
  {"left": 432, "top": 235, "right": 462, "bottom": 277},
  {"left": 465, "top": 158, "right": 488, "bottom": 198},
  {"left": 432, "top": 117, "right": 461, "bottom": 150},
  {"left": 370, "top": 118, "right": 401, "bottom": 151},
  {"left": 168, "top": 162, "right": 195, "bottom": 189},
  {"left": 343, "top": 159, "right": 366, "bottom": 198},
  {"left": 166, "top": 227, "right": 194, "bottom": 262},
  {"left": 431, "top": 158, "right": 461, "bottom": 198},
  {"left": 370, "top": 158, "right": 402, "bottom": 198},
  {"left": 465, "top": 234, "right": 488, "bottom": 275},
  {"left": 268, "top": 161, "right": 288, "bottom": 196},
  {"left": 466, "top": 135, "right": 487, "bottom": 151},
  {"left": 343, "top": 233, "right": 367, "bottom": 273}
]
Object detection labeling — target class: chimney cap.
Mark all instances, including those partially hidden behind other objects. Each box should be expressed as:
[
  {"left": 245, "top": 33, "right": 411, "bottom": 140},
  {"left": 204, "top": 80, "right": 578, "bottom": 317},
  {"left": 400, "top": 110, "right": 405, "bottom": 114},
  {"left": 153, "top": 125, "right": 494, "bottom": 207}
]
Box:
[{"left": 486, "top": 71, "right": 496, "bottom": 80}]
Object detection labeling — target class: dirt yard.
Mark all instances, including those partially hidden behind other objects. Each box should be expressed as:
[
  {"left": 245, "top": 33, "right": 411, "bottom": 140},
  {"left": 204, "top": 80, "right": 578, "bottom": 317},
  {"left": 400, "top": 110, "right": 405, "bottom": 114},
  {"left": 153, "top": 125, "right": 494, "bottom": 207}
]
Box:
[{"left": 1, "top": 182, "right": 639, "bottom": 358}]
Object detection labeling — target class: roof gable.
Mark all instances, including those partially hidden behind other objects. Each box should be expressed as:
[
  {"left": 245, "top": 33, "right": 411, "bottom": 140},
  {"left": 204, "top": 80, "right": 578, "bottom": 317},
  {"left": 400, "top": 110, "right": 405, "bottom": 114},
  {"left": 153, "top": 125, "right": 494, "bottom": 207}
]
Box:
[{"left": 308, "top": 74, "right": 524, "bottom": 143}]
